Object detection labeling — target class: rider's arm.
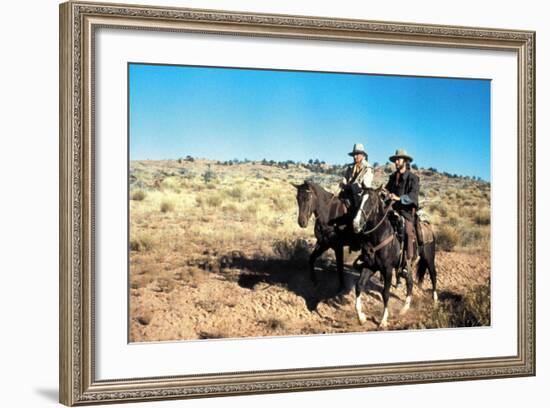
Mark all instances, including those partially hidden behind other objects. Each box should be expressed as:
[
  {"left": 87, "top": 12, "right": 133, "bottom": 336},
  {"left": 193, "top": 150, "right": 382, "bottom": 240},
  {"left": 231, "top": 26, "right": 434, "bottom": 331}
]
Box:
[{"left": 401, "top": 174, "right": 419, "bottom": 207}]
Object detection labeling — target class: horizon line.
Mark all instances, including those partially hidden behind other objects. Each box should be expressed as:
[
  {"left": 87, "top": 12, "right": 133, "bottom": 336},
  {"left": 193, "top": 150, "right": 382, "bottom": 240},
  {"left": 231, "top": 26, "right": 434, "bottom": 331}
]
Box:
[{"left": 130, "top": 156, "right": 490, "bottom": 182}]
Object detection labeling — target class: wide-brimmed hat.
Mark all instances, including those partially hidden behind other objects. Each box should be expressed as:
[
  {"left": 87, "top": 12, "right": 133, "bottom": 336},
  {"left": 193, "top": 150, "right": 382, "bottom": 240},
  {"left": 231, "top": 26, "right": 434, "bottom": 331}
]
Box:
[
  {"left": 389, "top": 148, "right": 414, "bottom": 163},
  {"left": 348, "top": 143, "right": 367, "bottom": 157}
]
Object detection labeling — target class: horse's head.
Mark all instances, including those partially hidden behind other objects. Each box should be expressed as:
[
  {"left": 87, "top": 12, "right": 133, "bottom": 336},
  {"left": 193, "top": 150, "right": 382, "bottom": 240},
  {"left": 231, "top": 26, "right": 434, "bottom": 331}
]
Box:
[
  {"left": 292, "top": 181, "right": 315, "bottom": 228},
  {"left": 352, "top": 186, "right": 385, "bottom": 234}
]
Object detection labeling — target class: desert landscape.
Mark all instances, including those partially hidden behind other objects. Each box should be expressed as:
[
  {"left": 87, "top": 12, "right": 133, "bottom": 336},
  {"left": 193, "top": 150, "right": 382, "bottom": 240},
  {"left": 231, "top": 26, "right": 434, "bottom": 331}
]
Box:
[{"left": 129, "top": 157, "right": 491, "bottom": 342}]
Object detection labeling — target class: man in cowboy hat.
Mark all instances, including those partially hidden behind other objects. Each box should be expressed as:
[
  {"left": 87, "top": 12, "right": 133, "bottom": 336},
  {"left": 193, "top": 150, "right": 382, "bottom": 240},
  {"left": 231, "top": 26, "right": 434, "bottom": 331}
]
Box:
[
  {"left": 339, "top": 143, "right": 374, "bottom": 206},
  {"left": 385, "top": 148, "right": 419, "bottom": 277},
  {"left": 328, "top": 143, "right": 374, "bottom": 229}
]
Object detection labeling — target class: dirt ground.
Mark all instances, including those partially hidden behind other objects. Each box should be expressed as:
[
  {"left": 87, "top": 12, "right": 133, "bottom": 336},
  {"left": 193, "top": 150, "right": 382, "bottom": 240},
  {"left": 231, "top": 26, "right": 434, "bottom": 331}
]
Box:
[{"left": 129, "top": 250, "right": 490, "bottom": 342}]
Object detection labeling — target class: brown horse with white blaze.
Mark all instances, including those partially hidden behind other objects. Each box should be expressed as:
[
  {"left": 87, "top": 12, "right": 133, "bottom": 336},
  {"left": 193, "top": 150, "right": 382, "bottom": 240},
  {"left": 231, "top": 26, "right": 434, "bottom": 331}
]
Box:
[
  {"left": 352, "top": 186, "right": 438, "bottom": 328},
  {"left": 293, "top": 180, "right": 363, "bottom": 292}
]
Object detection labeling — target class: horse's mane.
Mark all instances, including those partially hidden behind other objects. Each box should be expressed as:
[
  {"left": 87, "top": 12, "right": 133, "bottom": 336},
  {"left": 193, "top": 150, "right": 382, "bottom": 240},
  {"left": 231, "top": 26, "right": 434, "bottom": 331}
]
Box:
[{"left": 304, "top": 181, "right": 334, "bottom": 200}]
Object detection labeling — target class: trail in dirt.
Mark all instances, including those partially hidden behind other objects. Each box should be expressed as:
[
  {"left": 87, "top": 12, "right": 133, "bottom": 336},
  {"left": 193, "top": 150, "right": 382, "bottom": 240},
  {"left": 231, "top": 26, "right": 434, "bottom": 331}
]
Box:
[{"left": 129, "top": 250, "right": 490, "bottom": 342}]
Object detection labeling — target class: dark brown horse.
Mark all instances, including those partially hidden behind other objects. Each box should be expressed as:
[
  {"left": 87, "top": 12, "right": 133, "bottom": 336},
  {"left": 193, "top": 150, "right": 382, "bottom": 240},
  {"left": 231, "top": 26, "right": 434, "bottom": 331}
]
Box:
[
  {"left": 351, "top": 186, "right": 438, "bottom": 328},
  {"left": 293, "top": 181, "right": 363, "bottom": 292}
]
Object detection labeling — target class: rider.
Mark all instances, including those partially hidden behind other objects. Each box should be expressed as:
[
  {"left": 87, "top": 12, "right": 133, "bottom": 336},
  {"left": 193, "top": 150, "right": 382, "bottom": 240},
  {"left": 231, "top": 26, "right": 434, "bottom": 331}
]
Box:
[
  {"left": 328, "top": 143, "right": 373, "bottom": 229},
  {"left": 385, "top": 149, "right": 419, "bottom": 277},
  {"left": 339, "top": 143, "right": 374, "bottom": 208}
]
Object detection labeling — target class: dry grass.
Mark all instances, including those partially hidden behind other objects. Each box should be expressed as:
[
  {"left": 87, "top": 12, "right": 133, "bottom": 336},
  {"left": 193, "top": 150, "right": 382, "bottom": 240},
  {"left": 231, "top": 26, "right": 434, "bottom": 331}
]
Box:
[
  {"left": 435, "top": 225, "right": 460, "bottom": 252},
  {"left": 131, "top": 190, "right": 147, "bottom": 201},
  {"left": 129, "top": 160, "right": 490, "bottom": 259},
  {"left": 130, "top": 232, "right": 155, "bottom": 252},
  {"left": 422, "top": 281, "right": 491, "bottom": 328},
  {"left": 160, "top": 200, "right": 175, "bottom": 213}
]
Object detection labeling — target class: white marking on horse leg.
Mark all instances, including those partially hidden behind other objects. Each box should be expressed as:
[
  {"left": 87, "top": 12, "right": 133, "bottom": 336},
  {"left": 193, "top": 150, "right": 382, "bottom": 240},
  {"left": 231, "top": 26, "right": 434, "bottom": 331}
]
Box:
[
  {"left": 379, "top": 307, "right": 389, "bottom": 328},
  {"left": 352, "top": 193, "right": 369, "bottom": 233},
  {"left": 355, "top": 294, "right": 367, "bottom": 324},
  {"left": 433, "top": 291, "right": 439, "bottom": 303},
  {"left": 400, "top": 295, "right": 411, "bottom": 315}
]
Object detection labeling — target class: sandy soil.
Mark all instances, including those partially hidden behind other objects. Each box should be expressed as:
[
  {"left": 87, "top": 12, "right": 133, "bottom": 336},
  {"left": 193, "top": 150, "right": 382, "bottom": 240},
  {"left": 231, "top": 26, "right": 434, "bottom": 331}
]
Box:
[{"left": 129, "top": 250, "right": 490, "bottom": 342}]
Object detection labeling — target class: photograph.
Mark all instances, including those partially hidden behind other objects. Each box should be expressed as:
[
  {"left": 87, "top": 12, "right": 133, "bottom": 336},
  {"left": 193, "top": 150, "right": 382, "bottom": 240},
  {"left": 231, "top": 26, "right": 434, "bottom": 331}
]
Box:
[
  {"left": 128, "top": 63, "right": 492, "bottom": 342},
  {"left": 58, "top": 1, "right": 535, "bottom": 404}
]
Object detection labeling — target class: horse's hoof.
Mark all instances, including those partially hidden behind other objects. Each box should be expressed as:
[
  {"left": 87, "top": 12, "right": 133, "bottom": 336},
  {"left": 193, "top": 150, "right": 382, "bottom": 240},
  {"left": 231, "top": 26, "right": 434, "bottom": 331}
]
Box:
[
  {"left": 357, "top": 313, "right": 367, "bottom": 325},
  {"left": 378, "top": 321, "right": 389, "bottom": 330},
  {"left": 400, "top": 296, "right": 412, "bottom": 315}
]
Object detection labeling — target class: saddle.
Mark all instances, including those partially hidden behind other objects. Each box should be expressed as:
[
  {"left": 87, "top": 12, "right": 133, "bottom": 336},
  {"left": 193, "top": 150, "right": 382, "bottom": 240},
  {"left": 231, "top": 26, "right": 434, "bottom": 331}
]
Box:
[
  {"left": 388, "top": 211, "right": 434, "bottom": 272},
  {"left": 416, "top": 216, "right": 434, "bottom": 246}
]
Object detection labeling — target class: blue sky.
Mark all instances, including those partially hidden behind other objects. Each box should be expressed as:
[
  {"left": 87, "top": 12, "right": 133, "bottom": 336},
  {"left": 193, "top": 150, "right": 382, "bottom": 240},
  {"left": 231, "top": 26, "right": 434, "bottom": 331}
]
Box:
[{"left": 129, "top": 63, "right": 491, "bottom": 180}]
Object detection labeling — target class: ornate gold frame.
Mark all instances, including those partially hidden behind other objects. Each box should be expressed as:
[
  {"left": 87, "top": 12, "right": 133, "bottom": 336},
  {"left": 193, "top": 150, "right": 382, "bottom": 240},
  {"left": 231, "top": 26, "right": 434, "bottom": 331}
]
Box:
[{"left": 59, "top": 1, "right": 536, "bottom": 405}]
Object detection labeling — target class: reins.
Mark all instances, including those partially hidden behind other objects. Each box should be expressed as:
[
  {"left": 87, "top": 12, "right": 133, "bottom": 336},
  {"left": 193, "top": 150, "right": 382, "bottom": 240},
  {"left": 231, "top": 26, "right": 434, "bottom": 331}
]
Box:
[
  {"left": 361, "top": 199, "right": 393, "bottom": 235},
  {"left": 360, "top": 195, "right": 396, "bottom": 257}
]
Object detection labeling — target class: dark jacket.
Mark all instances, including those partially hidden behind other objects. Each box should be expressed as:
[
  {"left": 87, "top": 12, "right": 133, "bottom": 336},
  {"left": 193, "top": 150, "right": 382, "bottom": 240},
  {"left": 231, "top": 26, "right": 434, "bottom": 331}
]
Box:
[{"left": 385, "top": 170, "right": 419, "bottom": 221}]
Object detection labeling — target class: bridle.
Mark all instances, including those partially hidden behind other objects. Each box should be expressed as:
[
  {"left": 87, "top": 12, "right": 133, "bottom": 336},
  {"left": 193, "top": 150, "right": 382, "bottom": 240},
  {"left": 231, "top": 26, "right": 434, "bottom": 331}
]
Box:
[
  {"left": 358, "top": 193, "right": 394, "bottom": 235},
  {"left": 358, "top": 191, "right": 397, "bottom": 258},
  {"left": 299, "top": 188, "right": 318, "bottom": 221},
  {"left": 300, "top": 186, "right": 338, "bottom": 221}
]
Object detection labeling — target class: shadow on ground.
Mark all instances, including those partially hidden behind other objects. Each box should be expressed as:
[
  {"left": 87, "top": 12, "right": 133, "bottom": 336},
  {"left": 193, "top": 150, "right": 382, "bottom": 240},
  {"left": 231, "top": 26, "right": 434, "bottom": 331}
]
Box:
[{"left": 215, "top": 252, "right": 401, "bottom": 312}]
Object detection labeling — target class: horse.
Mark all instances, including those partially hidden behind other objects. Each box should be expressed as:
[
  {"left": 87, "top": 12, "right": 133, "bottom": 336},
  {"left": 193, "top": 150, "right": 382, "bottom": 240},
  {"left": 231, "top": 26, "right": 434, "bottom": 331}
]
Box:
[
  {"left": 351, "top": 186, "right": 438, "bottom": 328},
  {"left": 293, "top": 180, "right": 363, "bottom": 292}
]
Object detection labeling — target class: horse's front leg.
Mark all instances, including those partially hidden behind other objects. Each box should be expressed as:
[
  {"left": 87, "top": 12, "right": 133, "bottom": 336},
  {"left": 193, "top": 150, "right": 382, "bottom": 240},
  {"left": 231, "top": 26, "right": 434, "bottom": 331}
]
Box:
[
  {"left": 309, "top": 242, "right": 328, "bottom": 286},
  {"left": 426, "top": 244, "right": 439, "bottom": 303},
  {"left": 379, "top": 266, "right": 393, "bottom": 329},
  {"left": 400, "top": 264, "right": 413, "bottom": 315},
  {"left": 335, "top": 244, "right": 346, "bottom": 293},
  {"left": 355, "top": 267, "right": 374, "bottom": 325}
]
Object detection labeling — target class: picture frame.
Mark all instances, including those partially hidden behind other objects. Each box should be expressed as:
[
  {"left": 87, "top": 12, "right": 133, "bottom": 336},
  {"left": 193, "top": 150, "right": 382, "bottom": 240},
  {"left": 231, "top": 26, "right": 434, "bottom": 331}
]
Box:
[{"left": 59, "top": 0, "right": 536, "bottom": 405}]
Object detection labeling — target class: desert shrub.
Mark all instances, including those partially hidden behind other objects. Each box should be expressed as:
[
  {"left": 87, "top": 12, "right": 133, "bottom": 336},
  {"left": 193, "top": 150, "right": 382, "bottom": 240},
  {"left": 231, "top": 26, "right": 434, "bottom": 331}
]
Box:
[
  {"left": 436, "top": 204, "right": 449, "bottom": 218},
  {"left": 131, "top": 190, "right": 146, "bottom": 201},
  {"left": 435, "top": 225, "right": 459, "bottom": 251},
  {"left": 262, "top": 317, "right": 287, "bottom": 331},
  {"left": 458, "top": 206, "right": 476, "bottom": 219},
  {"left": 459, "top": 227, "right": 483, "bottom": 248},
  {"left": 447, "top": 215, "right": 460, "bottom": 227},
  {"left": 455, "top": 190, "right": 468, "bottom": 201},
  {"left": 202, "top": 166, "right": 216, "bottom": 184},
  {"left": 160, "top": 200, "right": 175, "bottom": 213},
  {"left": 271, "top": 195, "right": 290, "bottom": 211},
  {"left": 272, "top": 238, "right": 310, "bottom": 264},
  {"left": 238, "top": 202, "right": 258, "bottom": 222},
  {"left": 222, "top": 203, "right": 238, "bottom": 213},
  {"left": 206, "top": 193, "right": 223, "bottom": 207},
  {"left": 226, "top": 186, "right": 244, "bottom": 201},
  {"left": 473, "top": 209, "right": 491, "bottom": 225},
  {"left": 425, "top": 282, "right": 490, "bottom": 328},
  {"left": 160, "top": 177, "right": 180, "bottom": 191},
  {"left": 129, "top": 233, "right": 154, "bottom": 252}
]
